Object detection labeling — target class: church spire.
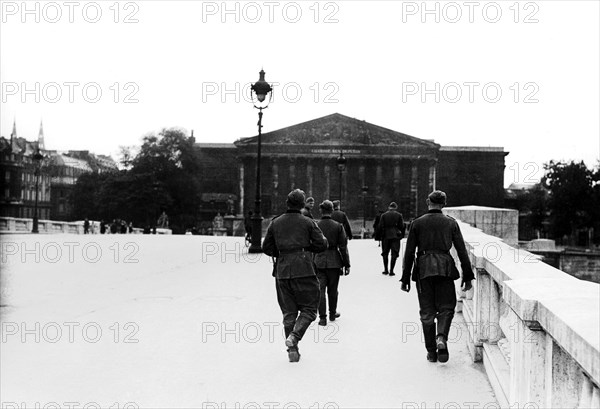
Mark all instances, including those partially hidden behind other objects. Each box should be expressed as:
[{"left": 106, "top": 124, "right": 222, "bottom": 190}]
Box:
[
  {"left": 10, "top": 118, "right": 17, "bottom": 139},
  {"left": 38, "top": 120, "right": 45, "bottom": 150}
]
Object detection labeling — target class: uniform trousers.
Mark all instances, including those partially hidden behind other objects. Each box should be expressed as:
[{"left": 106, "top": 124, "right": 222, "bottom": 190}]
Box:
[
  {"left": 316, "top": 268, "right": 341, "bottom": 318},
  {"left": 416, "top": 276, "right": 457, "bottom": 352},
  {"left": 276, "top": 276, "right": 320, "bottom": 340}
]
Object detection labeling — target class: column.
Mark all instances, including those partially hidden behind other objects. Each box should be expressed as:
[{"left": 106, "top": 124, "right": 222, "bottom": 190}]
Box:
[
  {"left": 324, "top": 165, "right": 330, "bottom": 199},
  {"left": 429, "top": 160, "right": 436, "bottom": 192},
  {"left": 306, "top": 159, "right": 313, "bottom": 196},
  {"left": 393, "top": 160, "right": 401, "bottom": 199},
  {"left": 376, "top": 163, "right": 382, "bottom": 196},
  {"left": 289, "top": 158, "right": 296, "bottom": 190},
  {"left": 411, "top": 161, "right": 419, "bottom": 218},
  {"left": 238, "top": 163, "right": 244, "bottom": 217}
]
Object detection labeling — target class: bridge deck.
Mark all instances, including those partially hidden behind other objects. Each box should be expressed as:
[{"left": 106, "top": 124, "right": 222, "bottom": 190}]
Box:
[{"left": 1, "top": 235, "right": 496, "bottom": 408}]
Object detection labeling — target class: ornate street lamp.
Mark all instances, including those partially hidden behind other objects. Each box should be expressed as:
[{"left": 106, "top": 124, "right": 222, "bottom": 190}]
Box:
[
  {"left": 336, "top": 150, "right": 347, "bottom": 204},
  {"left": 31, "top": 149, "right": 45, "bottom": 234},
  {"left": 248, "top": 69, "right": 273, "bottom": 253},
  {"left": 362, "top": 185, "right": 369, "bottom": 231}
]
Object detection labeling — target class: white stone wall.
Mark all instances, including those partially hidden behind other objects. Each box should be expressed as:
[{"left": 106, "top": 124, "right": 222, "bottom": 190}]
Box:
[{"left": 449, "top": 219, "right": 600, "bottom": 408}]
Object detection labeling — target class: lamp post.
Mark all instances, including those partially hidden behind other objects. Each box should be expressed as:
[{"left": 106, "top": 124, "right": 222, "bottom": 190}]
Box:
[
  {"left": 362, "top": 185, "right": 369, "bottom": 231},
  {"left": 31, "top": 149, "right": 44, "bottom": 234},
  {"left": 336, "top": 150, "right": 346, "bottom": 203},
  {"left": 248, "top": 69, "right": 273, "bottom": 253}
]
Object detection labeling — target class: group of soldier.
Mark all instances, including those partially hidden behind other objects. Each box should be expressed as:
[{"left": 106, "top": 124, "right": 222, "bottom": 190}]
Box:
[{"left": 262, "top": 188, "right": 474, "bottom": 365}]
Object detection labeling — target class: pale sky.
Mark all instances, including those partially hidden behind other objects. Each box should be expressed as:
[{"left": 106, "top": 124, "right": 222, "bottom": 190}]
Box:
[{"left": 1, "top": 0, "right": 599, "bottom": 187}]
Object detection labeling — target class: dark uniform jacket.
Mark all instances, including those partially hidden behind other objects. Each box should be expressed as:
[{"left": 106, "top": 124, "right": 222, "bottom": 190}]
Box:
[
  {"left": 331, "top": 210, "right": 352, "bottom": 240},
  {"left": 401, "top": 209, "right": 474, "bottom": 284},
  {"left": 378, "top": 210, "right": 405, "bottom": 240},
  {"left": 262, "top": 210, "right": 328, "bottom": 279},
  {"left": 314, "top": 216, "right": 350, "bottom": 269}
]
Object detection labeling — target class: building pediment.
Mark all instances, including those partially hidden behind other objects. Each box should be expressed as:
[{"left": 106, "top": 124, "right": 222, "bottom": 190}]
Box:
[{"left": 235, "top": 113, "right": 439, "bottom": 150}]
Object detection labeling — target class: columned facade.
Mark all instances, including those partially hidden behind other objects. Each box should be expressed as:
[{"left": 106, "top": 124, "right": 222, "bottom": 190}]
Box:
[{"left": 235, "top": 113, "right": 440, "bottom": 220}]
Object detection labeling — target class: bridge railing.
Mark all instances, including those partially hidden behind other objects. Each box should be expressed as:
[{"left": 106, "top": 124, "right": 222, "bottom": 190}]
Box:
[
  {"left": 0, "top": 217, "right": 84, "bottom": 234},
  {"left": 453, "top": 220, "right": 599, "bottom": 408}
]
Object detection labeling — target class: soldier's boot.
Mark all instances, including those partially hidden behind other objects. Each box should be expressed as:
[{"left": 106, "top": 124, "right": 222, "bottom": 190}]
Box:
[
  {"left": 318, "top": 317, "right": 327, "bottom": 326},
  {"left": 436, "top": 335, "right": 449, "bottom": 363},
  {"left": 389, "top": 257, "right": 397, "bottom": 276},
  {"left": 382, "top": 255, "right": 389, "bottom": 275},
  {"left": 285, "top": 333, "right": 301, "bottom": 363}
]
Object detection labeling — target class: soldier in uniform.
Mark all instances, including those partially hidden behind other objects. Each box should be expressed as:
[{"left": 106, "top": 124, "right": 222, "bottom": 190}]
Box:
[
  {"left": 263, "top": 189, "right": 328, "bottom": 363},
  {"left": 314, "top": 200, "right": 350, "bottom": 326},
  {"left": 378, "top": 202, "right": 405, "bottom": 276},
  {"left": 301, "top": 196, "right": 315, "bottom": 219},
  {"left": 331, "top": 200, "right": 353, "bottom": 240},
  {"left": 400, "top": 190, "right": 474, "bottom": 363}
]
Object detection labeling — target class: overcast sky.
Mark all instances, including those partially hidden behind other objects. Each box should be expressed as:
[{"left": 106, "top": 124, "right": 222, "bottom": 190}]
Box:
[{"left": 1, "top": 0, "right": 599, "bottom": 187}]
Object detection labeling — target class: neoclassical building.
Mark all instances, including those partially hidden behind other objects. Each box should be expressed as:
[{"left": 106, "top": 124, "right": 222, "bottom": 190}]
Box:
[{"left": 195, "top": 113, "right": 507, "bottom": 222}]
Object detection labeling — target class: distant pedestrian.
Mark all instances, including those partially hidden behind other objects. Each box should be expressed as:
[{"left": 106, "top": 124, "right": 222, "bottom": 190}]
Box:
[
  {"left": 378, "top": 202, "right": 405, "bottom": 276},
  {"left": 120, "top": 220, "right": 127, "bottom": 234},
  {"left": 301, "top": 197, "right": 315, "bottom": 219},
  {"left": 110, "top": 220, "right": 118, "bottom": 234},
  {"left": 331, "top": 200, "right": 352, "bottom": 240},
  {"left": 83, "top": 218, "right": 90, "bottom": 234},
  {"left": 128, "top": 222, "right": 133, "bottom": 234},
  {"left": 262, "top": 189, "right": 328, "bottom": 363},
  {"left": 314, "top": 200, "right": 350, "bottom": 326},
  {"left": 401, "top": 190, "right": 474, "bottom": 363},
  {"left": 373, "top": 210, "right": 384, "bottom": 247},
  {"left": 100, "top": 220, "right": 106, "bottom": 234}
]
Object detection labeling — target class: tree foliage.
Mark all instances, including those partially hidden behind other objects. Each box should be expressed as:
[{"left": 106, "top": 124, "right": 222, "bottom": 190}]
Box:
[
  {"left": 71, "top": 128, "right": 201, "bottom": 233},
  {"left": 542, "top": 160, "right": 598, "bottom": 238}
]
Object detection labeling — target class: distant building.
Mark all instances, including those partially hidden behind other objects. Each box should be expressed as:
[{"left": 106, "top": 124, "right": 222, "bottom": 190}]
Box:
[
  {"left": 0, "top": 121, "right": 51, "bottom": 219},
  {"left": 195, "top": 113, "right": 508, "bottom": 223},
  {"left": 0, "top": 121, "right": 117, "bottom": 221}
]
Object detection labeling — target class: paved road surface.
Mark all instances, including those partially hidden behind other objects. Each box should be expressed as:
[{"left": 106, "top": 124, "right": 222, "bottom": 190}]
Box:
[{"left": 1, "top": 235, "right": 496, "bottom": 408}]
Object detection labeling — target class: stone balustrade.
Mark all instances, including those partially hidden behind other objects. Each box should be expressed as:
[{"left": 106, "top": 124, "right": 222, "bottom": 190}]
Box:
[
  {"left": 453, "top": 220, "right": 599, "bottom": 408},
  {"left": 0, "top": 217, "right": 167, "bottom": 235}
]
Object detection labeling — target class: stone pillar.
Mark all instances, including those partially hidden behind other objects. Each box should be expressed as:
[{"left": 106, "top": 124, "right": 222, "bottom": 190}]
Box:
[
  {"left": 429, "top": 161, "right": 436, "bottom": 192},
  {"left": 410, "top": 161, "right": 419, "bottom": 217},
  {"left": 394, "top": 160, "right": 401, "bottom": 199},
  {"left": 359, "top": 165, "right": 365, "bottom": 188},
  {"left": 306, "top": 160, "right": 313, "bottom": 196},
  {"left": 289, "top": 158, "right": 296, "bottom": 190},
  {"left": 238, "top": 163, "right": 244, "bottom": 217},
  {"left": 376, "top": 164, "right": 382, "bottom": 196},
  {"left": 272, "top": 159, "right": 279, "bottom": 213},
  {"left": 324, "top": 165, "right": 330, "bottom": 199}
]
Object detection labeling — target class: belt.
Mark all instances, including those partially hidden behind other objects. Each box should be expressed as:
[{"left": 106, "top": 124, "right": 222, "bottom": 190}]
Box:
[
  {"left": 279, "top": 248, "right": 307, "bottom": 254},
  {"left": 417, "top": 249, "right": 450, "bottom": 257}
]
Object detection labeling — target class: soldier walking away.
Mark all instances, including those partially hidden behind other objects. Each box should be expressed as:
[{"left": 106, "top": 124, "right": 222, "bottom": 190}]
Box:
[
  {"left": 378, "top": 202, "right": 405, "bottom": 276},
  {"left": 301, "top": 196, "right": 315, "bottom": 219},
  {"left": 331, "top": 200, "right": 352, "bottom": 240},
  {"left": 400, "top": 190, "right": 474, "bottom": 363},
  {"left": 262, "top": 189, "right": 328, "bottom": 363},
  {"left": 314, "top": 200, "right": 350, "bottom": 326}
]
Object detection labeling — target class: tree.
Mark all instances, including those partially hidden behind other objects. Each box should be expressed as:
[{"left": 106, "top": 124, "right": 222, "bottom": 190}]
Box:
[{"left": 542, "top": 160, "right": 597, "bottom": 239}]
